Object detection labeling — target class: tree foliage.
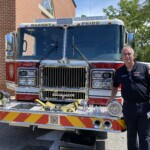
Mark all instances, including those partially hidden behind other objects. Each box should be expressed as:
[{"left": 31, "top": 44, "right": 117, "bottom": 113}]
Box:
[{"left": 103, "top": 0, "right": 150, "bottom": 62}]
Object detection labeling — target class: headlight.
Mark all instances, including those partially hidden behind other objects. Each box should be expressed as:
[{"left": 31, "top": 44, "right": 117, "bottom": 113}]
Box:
[
  {"left": 19, "top": 78, "right": 27, "bottom": 86},
  {"left": 19, "top": 70, "right": 36, "bottom": 76},
  {"left": 92, "top": 80, "right": 112, "bottom": 89},
  {"left": 92, "top": 71, "right": 103, "bottom": 78},
  {"left": 27, "top": 70, "right": 36, "bottom": 76},
  {"left": 91, "top": 69, "right": 114, "bottom": 89},
  {"left": 92, "top": 70, "right": 113, "bottom": 79},
  {"left": 107, "top": 101, "right": 122, "bottom": 117},
  {"left": 103, "top": 72, "right": 111, "bottom": 79},
  {"left": 27, "top": 78, "right": 36, "bottom": 86},
  {"left": 92, "top": 80, "right": 103, "bottom": 88},
  {"left": 19, "top": 70, "right": 27, "bottom": 76},
  {"left": 18, "top": 69, "right": 37, "bottom": 87},
  {"left": 103, "top": 81, "right": 112, "bottom": 89}
]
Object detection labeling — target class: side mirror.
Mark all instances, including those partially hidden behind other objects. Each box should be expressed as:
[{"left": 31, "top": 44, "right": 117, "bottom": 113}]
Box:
[
  {"left": 5, "top": 34, "right": 13, "bottom": 51},
  {"left": 5, "top": 33, "right": 15, "bottom": 59},
  {"left": 127, "top": 33, "right": 135, "bottom": 48}
]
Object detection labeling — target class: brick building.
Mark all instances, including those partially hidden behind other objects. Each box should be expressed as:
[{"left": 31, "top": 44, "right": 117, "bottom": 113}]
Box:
[{"left": 0, "top": 0, "right": 76, "bottom": 92}]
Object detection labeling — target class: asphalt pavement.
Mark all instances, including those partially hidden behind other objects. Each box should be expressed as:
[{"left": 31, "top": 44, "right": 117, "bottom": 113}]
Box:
[
  {"left": 0, "top": 123, "right": 52, "bottom": 150},
  {"left": 0, "top": 123, "right": 127, "bottom": 150}
]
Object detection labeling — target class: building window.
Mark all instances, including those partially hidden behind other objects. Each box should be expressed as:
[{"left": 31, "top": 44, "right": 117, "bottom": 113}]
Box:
[{"left": 39, "top": 0, "right": 54, "bottom": 18}]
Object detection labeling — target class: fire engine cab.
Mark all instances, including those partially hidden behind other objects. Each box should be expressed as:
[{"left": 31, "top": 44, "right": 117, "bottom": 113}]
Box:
[{"left": 2, "top": 16, "right": 134, "bottom": 149}]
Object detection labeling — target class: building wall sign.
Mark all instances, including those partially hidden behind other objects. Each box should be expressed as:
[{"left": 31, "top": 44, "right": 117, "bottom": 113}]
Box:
[{"left": 39, "top": 0, "right": 54, "bottom": 18}]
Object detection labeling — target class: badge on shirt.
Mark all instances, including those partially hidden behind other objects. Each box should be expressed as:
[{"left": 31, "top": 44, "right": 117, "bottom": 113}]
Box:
[{"left": 133, "top": 72, "right": 140, "bottom": 76}]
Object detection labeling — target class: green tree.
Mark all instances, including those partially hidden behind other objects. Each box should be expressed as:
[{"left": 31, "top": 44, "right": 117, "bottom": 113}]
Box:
[{"left": 103, "top": 0, "right": 150, "bottom": 62}]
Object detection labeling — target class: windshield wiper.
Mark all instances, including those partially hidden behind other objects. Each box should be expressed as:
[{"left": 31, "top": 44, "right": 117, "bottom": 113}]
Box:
[
  {"left": 39, "top": 39, "right": 58, "bottom": 64},
  {"left": 72, "top": 38, "right": 95, "bottom": 68}
]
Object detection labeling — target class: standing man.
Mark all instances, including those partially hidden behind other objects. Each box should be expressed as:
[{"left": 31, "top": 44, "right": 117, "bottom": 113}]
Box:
[{"left": 108, "top": 46, "right": 150, "bottom": 150}]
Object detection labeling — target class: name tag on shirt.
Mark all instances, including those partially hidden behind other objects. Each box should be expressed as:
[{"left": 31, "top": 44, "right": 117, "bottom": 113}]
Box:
[{"left": 133, "top": 72, "right": 140, "bottom": 76}]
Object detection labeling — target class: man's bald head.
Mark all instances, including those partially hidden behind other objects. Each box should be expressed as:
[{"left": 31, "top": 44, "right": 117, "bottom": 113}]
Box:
[
  {"left": 122, "top": 46, "right": 134, "bottom": 55},
  {"left": 121, "top": 46, "right": 135, "bottom": 64}
]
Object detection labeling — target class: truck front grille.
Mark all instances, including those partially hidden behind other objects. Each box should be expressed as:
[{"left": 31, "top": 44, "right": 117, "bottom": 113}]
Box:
[
  {"left": 41, "top": 66, "right": 87, "bottom": 88},
  {"left": 40, "top": 66, "right": 88, "bottom": 101}
]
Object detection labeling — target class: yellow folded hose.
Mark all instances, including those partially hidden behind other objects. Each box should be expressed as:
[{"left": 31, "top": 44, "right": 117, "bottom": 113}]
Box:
[
  {"left": 61, "top": 101, "right": 79, "bottom": 112},
  {"left": 35, "top": 99, "right": 47, "bottom": 107},
  {"left": 45, "top": 102, "right": 56, "bottom": 108},
  {"left": 35, "top": 99, "right": 80, "bottom": 112}
]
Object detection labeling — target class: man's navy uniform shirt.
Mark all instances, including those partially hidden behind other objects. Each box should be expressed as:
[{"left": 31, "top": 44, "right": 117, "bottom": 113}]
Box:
[{"left": 113, "top": 62, "right": 150, "bottom": 103}]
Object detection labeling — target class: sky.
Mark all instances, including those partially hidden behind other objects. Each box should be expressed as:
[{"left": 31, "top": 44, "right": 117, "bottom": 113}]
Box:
[{"left": 74, "top": 0, "right": 120, "bottom": 17}]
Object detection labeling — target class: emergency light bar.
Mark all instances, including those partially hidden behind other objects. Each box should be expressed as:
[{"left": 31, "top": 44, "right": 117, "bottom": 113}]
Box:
[
  {"left": 19, "top": 16, "right": 124, "bottom": 28},
  {"left": 35, "top": 16, "right": 108, "bottom": 24}
]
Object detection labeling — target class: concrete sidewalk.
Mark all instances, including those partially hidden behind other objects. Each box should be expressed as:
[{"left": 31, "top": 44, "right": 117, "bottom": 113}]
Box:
[{"left": 105, "top": 131, "right": 127, "bottom": 150}]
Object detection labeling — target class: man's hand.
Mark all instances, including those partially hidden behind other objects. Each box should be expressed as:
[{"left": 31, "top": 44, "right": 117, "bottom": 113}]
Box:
[
  {"left": 107, "top": 87, "right": 118, "bottom": 105},
  {"left": 106, "top": 98, "right": 115, "bottom": 106}
]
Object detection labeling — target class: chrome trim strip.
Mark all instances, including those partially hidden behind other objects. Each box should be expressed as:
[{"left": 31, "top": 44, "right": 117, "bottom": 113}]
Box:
[
  {"left": 89, "top": 90, "right": 121, "bottom": 97},
  {"left": 16, "top": 87, "right": 40, "bottom": 93}
]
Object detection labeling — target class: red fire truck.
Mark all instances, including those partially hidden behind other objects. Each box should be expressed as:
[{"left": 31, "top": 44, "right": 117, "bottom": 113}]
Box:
[{"left": 1, "top": 16, "right": 134, "bottom": 149}]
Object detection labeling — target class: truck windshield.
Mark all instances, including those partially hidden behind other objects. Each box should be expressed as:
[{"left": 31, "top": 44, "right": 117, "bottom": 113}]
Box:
[
  {"left": 18, "top": 26, "right": 64, "bottom": 60},
  {"left": 66, "top": 25, "right": 121, "bottom": 61}
]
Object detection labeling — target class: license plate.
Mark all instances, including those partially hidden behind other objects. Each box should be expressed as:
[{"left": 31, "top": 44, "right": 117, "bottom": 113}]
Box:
[{"left": 49, "top": 115, "right": 60, "bottom": 125}]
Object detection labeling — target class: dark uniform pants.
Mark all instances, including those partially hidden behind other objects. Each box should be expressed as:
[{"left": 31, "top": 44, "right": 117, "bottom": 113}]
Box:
[{"left": 123, "top": 102, "right": 150, "bottom": 150}]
